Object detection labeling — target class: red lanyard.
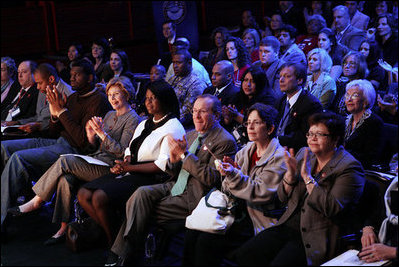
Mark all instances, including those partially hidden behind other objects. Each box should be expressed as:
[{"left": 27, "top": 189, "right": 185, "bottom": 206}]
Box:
[{"left": 13, "top": 88, "right": 29, "bottom": 108}]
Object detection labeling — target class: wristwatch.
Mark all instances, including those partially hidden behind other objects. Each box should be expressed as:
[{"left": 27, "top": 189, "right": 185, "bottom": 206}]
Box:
[{"left": 305, "top": 177, "right": 316, "bottom": 185}]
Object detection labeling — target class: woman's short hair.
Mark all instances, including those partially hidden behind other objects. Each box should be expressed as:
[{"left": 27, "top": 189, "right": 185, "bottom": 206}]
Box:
[
  {"left": 106, "top": 76, "right": 135, "bottom": 102},
  {"left": 224, "top": 37, "right": 250, "bottom": 68},
  {"left": 92, "top": 37, "right": 110, "bottom": 61},
  {"left": 306, "top": 14, "right": 327, "bottom": 29},
  {"left": 308, "top": 111, "right": 346, "bottom": 146},
  {"left": 342, "top": 51, "right": 369, "bottom": 79},
  {"left": 307, "top": 48, "right": 333, "bottom": 73},
  {"left": 147, "top": 80, "right": 180, "bottom": 119},
  {"left": 1, "top": 57, "right": 17, "bottom": 80},
  {"left": 247, "top": 103, "right": 278, "bottom": 138},
  {"left": 346, "top": 79, "right": 376, "bottom": 109},
  {"left": 242, "top": 28, "right": 261, "bottom": 47}
]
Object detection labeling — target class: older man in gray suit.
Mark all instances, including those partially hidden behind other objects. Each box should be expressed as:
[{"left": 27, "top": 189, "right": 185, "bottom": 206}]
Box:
[
  {"left": 332, "top": 5, "right": 366, "bottom": 51},
  {"left": 105, "top": 94, "right": 237, "bottom": 266}
]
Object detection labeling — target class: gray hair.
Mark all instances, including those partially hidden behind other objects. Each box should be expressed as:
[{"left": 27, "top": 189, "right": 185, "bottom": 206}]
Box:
[
  {"left": 1, "top": 57, "right": 17, "bottom": 80},
  {"left": 307, "top": 14, "right": 327, "bottom": 28},
  {"left": 346, "top": 79, "right": 376, "bottom": 109},
  {"left": 333, "top": 5, "right": 350, "bottom": 19}
]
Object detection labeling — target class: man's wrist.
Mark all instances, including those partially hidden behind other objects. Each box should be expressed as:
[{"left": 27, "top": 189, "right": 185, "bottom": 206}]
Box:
[{"left": 180, "top": 151, "right": 188, "bottom": 161}]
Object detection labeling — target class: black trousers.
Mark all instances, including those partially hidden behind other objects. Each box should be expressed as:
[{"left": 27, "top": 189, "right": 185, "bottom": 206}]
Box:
[
  {"left": 182, "top": 214, "right": 253, "bottom": 266},
  {"left": 233, "top": 224, "right": 308, "bottom": 266}
]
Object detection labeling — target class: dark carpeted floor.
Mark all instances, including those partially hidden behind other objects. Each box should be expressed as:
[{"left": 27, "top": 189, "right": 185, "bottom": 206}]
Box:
[{"left": 1, "top": 204, "right": 183, "bottom": 266}]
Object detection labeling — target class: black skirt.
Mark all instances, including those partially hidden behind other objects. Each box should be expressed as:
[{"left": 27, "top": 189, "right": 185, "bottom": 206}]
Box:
[{"left": 83, "top": 172, "right": 159, "bottom": 207}]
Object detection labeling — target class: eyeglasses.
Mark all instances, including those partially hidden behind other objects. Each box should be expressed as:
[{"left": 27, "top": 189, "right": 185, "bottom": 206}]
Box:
[
  {"left": 144, "top": 96, "right": 157, "bottom": 102},
  {"left": 344, "top": 93, "right": 361, "bottom": 101},
  {"left": 306, "top": 132, "right": 331, "bottom": 139},
  {"left": 191, "top": 108, "right": 210, "bottom": 116},
  {"left": 243, "top": 120, "right": 265, "bottom": 127}
]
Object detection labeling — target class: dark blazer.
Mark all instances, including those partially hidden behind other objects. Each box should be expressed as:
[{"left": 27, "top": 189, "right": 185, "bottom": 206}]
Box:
[
  {"left": 275, "top": 89, "right": 323, "bottom": 153},
  {"left": 277, "top": 146, "right": 365, "bottom": 266},
  {"left": 1, "top": 84, "right": 38, "bottom": 121},
  {"left": 203, "top": 82, "right": 240, "bottom": 107},
  {"left": 344, "top": 112, "right": 384, "bottom": 169},
  {"left": 165, "top": 122, "right": 238, "bottom": 212},
  {"left": 1, "top": 80, "right": 21, "bottom": 109}
]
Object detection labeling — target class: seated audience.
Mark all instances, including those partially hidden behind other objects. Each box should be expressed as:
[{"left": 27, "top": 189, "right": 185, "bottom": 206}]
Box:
[
  {"left": 296, "top": 14, "right": 326, "bottom": 56},
  {"left": 275, "top": 62, "right": 323, "bottom": 153},
  {"left": 359, "top": 39, "right": 386, "bottom": 93},
  {"left": 7, "top": 63, "right": 74, "bottom": 136},
  {"left": 304, "top": 48, "right": 336, "bottom": 110},
  {"left": 343, "top": 79, "right": 384, "bottom": 169},
  {"left": 1, "top": 60, "right": 38, "bottom": 123},
  {"left": 224, "top": 37, "right": 251, "bottom": 88},
  {"left": 183, "top": 103, "right": 287, "bottom": 266},
  {"left": 7, "top": 76, "right": 140, "bottom": 245},
  {"left": 317, "top": 27, "right": 350, "bottom": 81},
  {"left": 222, "top": 66, "right": 275, "bottom": 147},
  {"left": 376, "top": 13, "right": 398, "bottom": 67},
  {"left": 368, "top": 1, "right": 394, "bottom": 33},
  {"left": 242, "top": 28, "right": 260, "bottom": 63},
  {"left": 201, "top": 26, "right": 231, "bottom": 76},
  {"left": 333, "top": 51, "right": 369, "bottom": 115},
  {"left": 233, "top": 111, "right": 365, "bottom": 266},
  {"left": 359, "top": 176, "right": 398, "bottom": 264},
  {"left": 167, "top": 49, "right": 207, "bottom": 129},
  {"left": 55, "top": 42, "right": 84, "bottom": 84},
  {"left": 278, "top": 1, "right": 307, "bottom": 35},
  {"left": 232, "top": 9, "right": 262, "bottom": 39},
  {"left": 1, "top": 57, "right": 18, "bottom": 103},
  {"left": 1, "top": 59, "right": 111, "bottom": 227},
  {"left": 252, "top": 36, "right": 285, "bottom": 99},
  {"left": 104, "top": 94, "right": 237, "bottom": 266},
  {"left": 332, "top": 5, "right": 366, "bottom": 52},
  {"left": 278, "top": 24, "right": 307, "bottom": 67},
  {"left": 77, "top": 80, "right": 185, "bottom": 247},
  {"left": 303, "top": 1, "right": 333, "bottom": 28}
]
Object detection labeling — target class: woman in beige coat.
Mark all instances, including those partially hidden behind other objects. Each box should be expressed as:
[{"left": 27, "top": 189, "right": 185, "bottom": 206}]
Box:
[
  {"left": 234, "top": 111, "right": 365, "bottom": 266},
  {"left": 183, "top": 103, "right": 287, "bottom": 266}
]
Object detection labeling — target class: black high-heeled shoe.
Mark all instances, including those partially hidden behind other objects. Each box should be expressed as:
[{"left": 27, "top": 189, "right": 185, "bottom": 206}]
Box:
[
  {"left": 7, "top": 206, "right": 23, "bottom": 217},
  {"left": 44, "top": 234, "right": 66, "bottom": 246}
]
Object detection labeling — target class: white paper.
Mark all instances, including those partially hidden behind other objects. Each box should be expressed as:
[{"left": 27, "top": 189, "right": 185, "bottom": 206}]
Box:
[
  {"left": 321, "top": 249, "right": 389, "bottom": 266},
  {"left": 60, "top": 154, "right": 109, "bottom": 166},
  {"left": 1, "top": 125, "right": 23, "bottom": 133}
]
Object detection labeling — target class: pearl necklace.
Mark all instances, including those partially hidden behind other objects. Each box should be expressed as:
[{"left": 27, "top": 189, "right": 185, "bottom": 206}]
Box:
[{"left": 153, "top": 113, "right": 168, "bottom": 123}]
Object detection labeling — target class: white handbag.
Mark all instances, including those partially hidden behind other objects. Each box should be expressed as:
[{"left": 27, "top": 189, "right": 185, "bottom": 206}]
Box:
[{"left": 185, "top": 188, "right": 235, "bottom": 235}]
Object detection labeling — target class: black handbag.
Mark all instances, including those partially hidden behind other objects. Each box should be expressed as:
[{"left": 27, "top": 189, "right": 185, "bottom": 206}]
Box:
[{"left": 65, "top": 199, "right": 105, "bottom": 252}]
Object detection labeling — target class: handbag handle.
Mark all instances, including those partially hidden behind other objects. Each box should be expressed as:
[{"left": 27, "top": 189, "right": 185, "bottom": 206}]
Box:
[{"left": 204, "top": 187, "right": 236, "bottom": 212}]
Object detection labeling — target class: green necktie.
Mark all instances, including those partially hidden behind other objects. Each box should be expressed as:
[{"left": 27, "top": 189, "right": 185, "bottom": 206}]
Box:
[{"left": 170, "top": 134, "right": 202, "bottom": 196}]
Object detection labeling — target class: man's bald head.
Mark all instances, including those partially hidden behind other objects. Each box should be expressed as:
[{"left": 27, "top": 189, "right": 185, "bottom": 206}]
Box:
[{"left": 211, "top": 60, "right": 234, "bottom": 88}]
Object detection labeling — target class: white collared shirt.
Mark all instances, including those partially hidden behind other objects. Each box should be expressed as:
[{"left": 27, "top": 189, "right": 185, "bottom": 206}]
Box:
[
  {"left": 287, "top": 88, "right": 302, "bottom": 108},
  {"left": 215, "top": 81, "right": 232, "bottom": 96}
]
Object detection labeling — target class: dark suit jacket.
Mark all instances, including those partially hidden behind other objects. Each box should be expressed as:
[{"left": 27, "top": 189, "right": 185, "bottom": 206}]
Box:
[
  {"left": 165, "top": 122, "right": 238, "bottom": 213},
  {"left": 275, "top": 89, "right": 323, "bottom": 153},
  {"left": 1, "top": 80, "right": 21, "bottom": 109},
  {"left": 277, "top": 146, "right": 365, "bottom": 266},
  {"left": 203, "top": 82, "right": 239, "bottom": 107},
  {"left": 344, "top": 112, "right": 384, "bottom": 169},
  {"left": 1, "top": 84, "right": 38, "bottom": 121}
]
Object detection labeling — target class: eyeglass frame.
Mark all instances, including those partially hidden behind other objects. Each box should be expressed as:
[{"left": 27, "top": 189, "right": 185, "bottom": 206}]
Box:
[
  {"left": 243, "top": 120, "right": 266, "bottom": 127},
  {"left": 344, "top": 92, "right": 361, "bottom": 101},
  {"left": 191, "top": 108, "right": 211, "bottom": 116},
  {"left": 306, "top": 132, "right": 331, "bottom": 139}
]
